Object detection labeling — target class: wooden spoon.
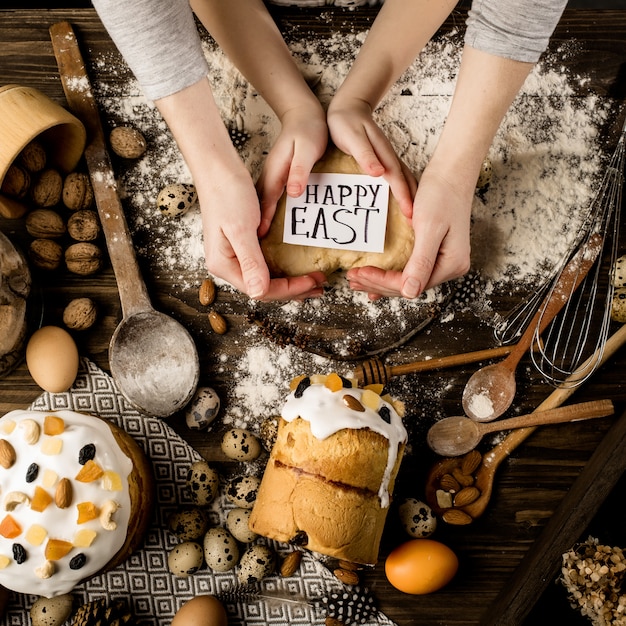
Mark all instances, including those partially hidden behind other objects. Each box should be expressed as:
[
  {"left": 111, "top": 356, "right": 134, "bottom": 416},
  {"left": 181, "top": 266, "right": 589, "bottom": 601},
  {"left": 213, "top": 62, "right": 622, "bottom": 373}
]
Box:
[
  {"left": 427, "top": 399, "right": 614, "bottom": 457},
  {"left": 462, "top": 232, "right": 603, "bottom": 422},
  {"left": 425, "top": 323, "right": 626, "bottom": 523},
  {"left": 50, "top": 22, "right": 199, "bottom": 417}
]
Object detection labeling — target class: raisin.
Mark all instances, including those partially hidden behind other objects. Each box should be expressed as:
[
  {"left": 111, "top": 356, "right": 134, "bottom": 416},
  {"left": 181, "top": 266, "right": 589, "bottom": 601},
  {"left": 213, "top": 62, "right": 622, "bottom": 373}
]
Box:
[
  {"left": 378, "top": 406, "right": 391, "bottom": 424},
  {"left": 78, "top": 443, "right": 96, "bottom": 465},
  {"left": 69, "top": 553, "right": 87, "bottom": 570},
  {"left": 291, "top": 530, "right": 309, "bottom": 546},
  {"left": 294, "top": 377, "right": 311, "bottom": 398},
  {"left": 339, "top": 375, "right": 353, "bottom": 388},
  {"left": 12, "top": 543, "right": 27, "bottom": 564},
  {"left": 25, "top": 463, "right": 39, "bottom": 483}
]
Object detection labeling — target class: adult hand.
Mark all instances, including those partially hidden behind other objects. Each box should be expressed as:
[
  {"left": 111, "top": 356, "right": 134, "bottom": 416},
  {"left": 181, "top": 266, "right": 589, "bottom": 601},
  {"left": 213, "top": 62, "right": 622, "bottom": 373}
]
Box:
[{"left": 346, "top": 168, "right": 472, "bottom": 299}]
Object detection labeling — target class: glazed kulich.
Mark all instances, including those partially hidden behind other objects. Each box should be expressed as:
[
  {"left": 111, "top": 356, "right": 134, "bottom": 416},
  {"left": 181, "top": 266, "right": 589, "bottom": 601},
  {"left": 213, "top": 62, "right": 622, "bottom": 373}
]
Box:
[
  {"left": 249, "top": 373, "right": 407, "bottom": 566},
  {"left": 0, "top": 409, "right": 153, "bottom": 598}
]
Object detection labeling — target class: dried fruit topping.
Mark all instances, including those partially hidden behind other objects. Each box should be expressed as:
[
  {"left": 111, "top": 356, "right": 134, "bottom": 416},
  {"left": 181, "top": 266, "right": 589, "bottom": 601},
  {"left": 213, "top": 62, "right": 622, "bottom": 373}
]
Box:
[
  {"left": 378, "top": 406, "right": 391, "bottom": 424},
  {"left": 44, "top": 538, "right": 73, "bottom": 561},
  {"left": 78, "top": 443, "right": 96, "bottom": 465},
  {"left": 294, "top": 377, "right": 311, "bottom": 399},
  {"left": 325, "top": 372, "right": 344, "bottom": 392},
  {"left": 25, "top": 463, "right": 39, "bottom": 483},
  {"left": 291, "top": 530, "right": 309, "bottom": 546},
  {"left": 75, "top": 459, "right": 104, "bottom": 483},
  {"left": 12, "top": 543, "right": 27, "bottom": 564},
  {"left": 43, "top": 415, "right": 65, "bottom": 436},
  {"left": 69, "top": 553, "right": 87, "bottom": 570},
  {"left": 30, "top": 486, "right": 53, "bottom": 512},
  {"left": 76, "top": 502, "right": 100, "bottom": 524},
  {"left": 0, "top": 514, "right": 22, "bottom": 539},
  {"left": 342, "top": 394, "right": 365, "bottom": 412}
]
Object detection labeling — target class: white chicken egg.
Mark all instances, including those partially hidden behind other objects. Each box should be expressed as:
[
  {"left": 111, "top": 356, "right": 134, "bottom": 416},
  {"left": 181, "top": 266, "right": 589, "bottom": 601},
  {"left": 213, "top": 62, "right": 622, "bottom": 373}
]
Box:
[{"left": 25, "top": 326, "right": 79, "bottom": 392}]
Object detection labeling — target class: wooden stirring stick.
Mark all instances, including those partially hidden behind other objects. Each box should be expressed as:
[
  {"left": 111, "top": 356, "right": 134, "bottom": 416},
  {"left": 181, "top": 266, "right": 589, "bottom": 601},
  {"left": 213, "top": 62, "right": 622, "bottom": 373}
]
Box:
[{"left": 353, "top": 345, "right": 513, "bottom": 386}]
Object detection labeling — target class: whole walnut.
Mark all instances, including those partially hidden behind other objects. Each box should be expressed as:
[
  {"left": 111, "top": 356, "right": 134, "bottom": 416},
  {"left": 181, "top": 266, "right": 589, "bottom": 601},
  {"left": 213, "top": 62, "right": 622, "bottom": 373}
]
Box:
[
  {"left": 63, "top": 172, "right": 94, "bottom": 210},
  {"left": 67, "top": 210, "right": 100, "bottom": 242},
  {"left": 31, "top": 168, "right": 63, "bottom": 207},
  {"left": 63, "top": 298, "right": 97, "bottom": 331},
  {"left": 1, "top": 164, "right": 31, "bottom": 199},
  {"left": 29, "top": 238, "right": 63, "bottom": 271},
  {"left": 25, "top": 209, "right": 66, "bottom": 239},
  {"left": 65, "top": 242, "right": 103, "bottom": 275},
  {"left": 17, "top": 140, "right": 47, "bottom": 173}
]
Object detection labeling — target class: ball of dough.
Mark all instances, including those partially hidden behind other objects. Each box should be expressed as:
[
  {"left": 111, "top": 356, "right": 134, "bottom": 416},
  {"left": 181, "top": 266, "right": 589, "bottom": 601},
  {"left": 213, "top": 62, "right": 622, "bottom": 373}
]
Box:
[{"left": 261, "top": 146, "right": 414, "bottom": 277}]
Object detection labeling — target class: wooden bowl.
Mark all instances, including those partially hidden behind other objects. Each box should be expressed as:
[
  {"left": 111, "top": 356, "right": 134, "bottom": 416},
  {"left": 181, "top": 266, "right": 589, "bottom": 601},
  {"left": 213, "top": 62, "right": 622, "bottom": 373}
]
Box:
[{"left": 0, "top": 84, "right": 86, "bottom": 189}]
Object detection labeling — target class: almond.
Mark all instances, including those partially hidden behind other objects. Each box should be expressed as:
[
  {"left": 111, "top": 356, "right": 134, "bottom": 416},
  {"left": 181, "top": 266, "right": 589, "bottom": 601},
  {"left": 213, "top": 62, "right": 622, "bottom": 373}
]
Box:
[
  {"left": 453, "top": 486, "right": 480, "bottom": 508},
  {"left": 55, "top": 478, "right": 73, "bottom": 509},
  {"left": 452, "top": 467, "right": 475, "bottom": 487},
  {"left": 199, "top": 278, "right": 216, "bottom": 306},
  {"left": 208, "top": 310, "right": 227, "bottom": 334},
  {"left": 460, "top": 449, "right": 482, "bottom": 475},
  {"left": 442, "top": 508, "right": 473, "bottom": 526},
  {"left": 279, "top": 550, "right": 302, "bottom": 577},
  {"left": 334, "top": 568, "right": 359, "bottom": 586},
  {"left": 0, "top": 439, "right": 16, "bottom": 469},
  {"left": 439, "top": 473, "right": 461, "bottom": 492},
  {"left": 337, "top": 559, "right": 361, "bottom": 571},
  {"left": 342, "top": 394, "right": 365, "bottom": 412}
]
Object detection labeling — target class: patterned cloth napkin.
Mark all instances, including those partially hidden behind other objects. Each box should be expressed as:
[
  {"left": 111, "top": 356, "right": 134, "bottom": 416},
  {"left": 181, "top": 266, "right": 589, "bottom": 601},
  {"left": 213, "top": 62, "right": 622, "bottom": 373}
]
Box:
[{"left": 3, "top": 358, "right": 396, "bottom": 626}]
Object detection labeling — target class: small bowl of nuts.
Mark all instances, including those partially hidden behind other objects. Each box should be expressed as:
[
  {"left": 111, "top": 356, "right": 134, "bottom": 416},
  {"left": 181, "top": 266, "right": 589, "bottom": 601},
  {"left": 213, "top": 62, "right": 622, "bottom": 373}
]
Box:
[{"left": 0, "top": 84, "right": 86, "bottom": 218}]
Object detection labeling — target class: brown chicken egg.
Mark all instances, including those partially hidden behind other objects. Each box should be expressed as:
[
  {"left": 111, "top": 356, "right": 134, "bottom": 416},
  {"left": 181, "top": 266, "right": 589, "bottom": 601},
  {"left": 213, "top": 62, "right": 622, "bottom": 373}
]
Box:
[{"left": 171, "top": 595, "right": 228, "bottom": 626}]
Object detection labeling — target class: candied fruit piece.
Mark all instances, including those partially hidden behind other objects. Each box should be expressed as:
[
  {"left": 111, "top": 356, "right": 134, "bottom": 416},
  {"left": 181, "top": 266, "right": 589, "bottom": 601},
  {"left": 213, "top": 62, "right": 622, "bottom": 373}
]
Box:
[
  {"left": 324, "top": 372, "right": 344, "bottom": 392},
  {"left": 0, "top": 555, "right": 10, "bottom": 569},
  {"left": 73, "top": 529, "right": 97, "bottom": 548},
  {"left": 0, "top": 514, "right": 22, "bottom": 539},
  {"left": 364, "top": 383, "right": 384, "bottom": 396},
  {"left": 0, "top": 420, "right": 16, "bottom": 434},
  {"left": 361, "top": 389, "right": 382, "bottom": 411},
  {"left": 75, "top": 459, "right": 104, "bottom": 483},
  {"left": 76, "top": 501, "right": 99, "bottom": 524},
  {"left": 30, "top": 486, "right": 53, "bottom": 513},
  {"left": 42, "top": 469, "right": 58, "bottom": 488},
  {"left": 102, "top": 471, "right": 123, "bottom": 492},
  {"left": 44, "top": 538, "right": 73, "bottom": 561},
  {"left": 289, "top": 374, "right": 307, "bottom": 391},
  {"left": 43, "top": 415, "right": 65, "bottom": 436},
  {"left": 25, "top": 525, "right": 48, "bottom": 546},
  {"left": 310, "top": 374, "right": 326, "bottom": 385},
  {"left": 41, "top": 437, "right": 63, "bottom": 455}
]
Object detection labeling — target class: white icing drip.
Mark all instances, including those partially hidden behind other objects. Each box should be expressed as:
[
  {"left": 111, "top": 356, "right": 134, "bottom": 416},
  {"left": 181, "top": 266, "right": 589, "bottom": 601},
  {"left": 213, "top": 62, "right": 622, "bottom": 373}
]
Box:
[
  {"left": 281, "top": 383, "right": 407, "bottom": 508},
  {"left": 0, "top": 410, "right": 132, "bottom": 598}
]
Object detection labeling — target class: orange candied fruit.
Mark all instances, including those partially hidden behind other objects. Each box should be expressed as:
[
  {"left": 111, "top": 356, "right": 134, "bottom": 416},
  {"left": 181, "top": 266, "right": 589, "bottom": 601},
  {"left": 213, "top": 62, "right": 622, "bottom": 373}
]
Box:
[
  {"left": 76, "top": 501, "right": 99, "bottom": 524},
  {"left": 289, "top": 374, "right": 307, "bottom": 391},
  {"left": 75, "top": 459, "right": 104, "bottom": 483},
  {"left": 30, "top": 486, "right": 53, "bottom": 512},
  {"left": 44, "top": 538, "right": 73, "bottom": 561},
  {"left": 324, "top": 372, "right": 344, "bottom": 392},
  {"left": 43, "top": 415, "right": 65, "bottom": 436},
  {"left": 0, "top": 514, "right": 22, "bottom": 539}
]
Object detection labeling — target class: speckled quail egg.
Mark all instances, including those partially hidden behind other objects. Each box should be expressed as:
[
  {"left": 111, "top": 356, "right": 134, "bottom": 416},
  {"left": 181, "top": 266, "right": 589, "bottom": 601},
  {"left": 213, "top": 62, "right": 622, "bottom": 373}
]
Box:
[
  {"left": 185, "top": 386, "right": 221, "bottom": 431},
  {"left": 187, "top": 460, "right": 219, "bottom": 506},
  {"left": 476, "top": 156, "right": 493, "bottom": 189},
  {"left": 398, "top": 498, "right": 437, "bottom": 539},
  {"left": 203, "top": 526, "right": 240, "bottom": 572},
  {"left": 237, "top": 544, "right": 276, "bottom": 585},
  {"left": 226, "top": 475, "right": 261, "bottom": 509},
  {"left": 157, "top": 182, "right": 197, "bottom": 217},
  {"left": 613, "top": 255, "right": 626, "bottom": 288},
  {"left": 168, "top": 541, "right": 204, "bottom": 577},
  {"left": 169, "top": 508, "right": 211, "bottom": 542},
  {"left": 611, "top": 287, "right": 626, "bottom": 323},
  {"left": 259, "top": 416, "right": 279, "bottom": 451},
  {"left": 226, "top": 507, "right": 258, "bottom": 543},
  {"left": 30, "top": 594, "right": 74, "bottom": 626},
  {"left": 221, "top": 428, "right": 262, "bottom": 461}
]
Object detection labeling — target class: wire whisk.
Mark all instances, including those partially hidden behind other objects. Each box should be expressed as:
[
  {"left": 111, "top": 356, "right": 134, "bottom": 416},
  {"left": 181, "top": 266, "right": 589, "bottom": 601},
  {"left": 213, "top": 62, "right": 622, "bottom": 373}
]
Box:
[{"left": 530, "top": 116, "right": 625, "bottom": 388}]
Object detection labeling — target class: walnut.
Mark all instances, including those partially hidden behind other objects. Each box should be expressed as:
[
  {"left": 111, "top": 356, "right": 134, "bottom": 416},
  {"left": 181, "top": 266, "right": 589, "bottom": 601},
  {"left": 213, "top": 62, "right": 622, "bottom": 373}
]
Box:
[
  {"left": 17, "top": 139, "right": 47, "bottom": 173},
  {"left": 31, "top": 168, "right": 63, "bottom": 207},
  {"left": 64, "top": 242, "right": 103, "bottom": 275},
  {"left": 29, "top": 238, "right": 63, "bottom": 271},
  {"left": 62, "top": 172, "right": 93, "bottom": 210},
  {"left": 25, "top": 208, "right": 66, "bottom": 239},
  {"left": 67, "top": 209, "right": 100, "bottom": 242},
  {"left": 1, "top": 164, "right": 31, "bottom": 199},
  {"left": 109, "top": 125, "right": 147, "bottom": 159},
  {"left": 63, "top": 298, "right": 97, "bottom": 331}
]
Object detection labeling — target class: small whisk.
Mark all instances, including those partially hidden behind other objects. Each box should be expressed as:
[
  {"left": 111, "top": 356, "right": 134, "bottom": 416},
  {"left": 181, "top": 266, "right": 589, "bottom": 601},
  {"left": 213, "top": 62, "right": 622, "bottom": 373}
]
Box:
[{"left": 530, "top": 116, "right": 625, "bottom": 387}]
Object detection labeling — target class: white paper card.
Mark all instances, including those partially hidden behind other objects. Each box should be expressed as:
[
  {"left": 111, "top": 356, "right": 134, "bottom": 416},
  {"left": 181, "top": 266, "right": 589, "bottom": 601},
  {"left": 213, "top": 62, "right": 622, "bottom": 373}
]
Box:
[{"left": 283, "top": 172, "right": 390, "bottom": 253}]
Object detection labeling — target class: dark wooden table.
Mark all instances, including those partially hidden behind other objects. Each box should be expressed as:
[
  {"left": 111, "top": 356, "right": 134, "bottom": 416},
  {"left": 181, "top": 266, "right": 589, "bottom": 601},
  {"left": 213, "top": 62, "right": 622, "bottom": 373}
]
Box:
[{"left": 1, "top": 7, "right": 626, "bottom": 625}]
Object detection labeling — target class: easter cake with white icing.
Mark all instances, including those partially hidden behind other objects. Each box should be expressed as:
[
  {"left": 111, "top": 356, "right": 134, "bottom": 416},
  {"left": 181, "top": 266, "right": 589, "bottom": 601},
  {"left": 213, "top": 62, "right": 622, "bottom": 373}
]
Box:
[
  {"left": 249, "top": 373, "right": 407, "bottom": 565},
  {"left": 0, "top": 409, "right": 153, "bottom": 598}
]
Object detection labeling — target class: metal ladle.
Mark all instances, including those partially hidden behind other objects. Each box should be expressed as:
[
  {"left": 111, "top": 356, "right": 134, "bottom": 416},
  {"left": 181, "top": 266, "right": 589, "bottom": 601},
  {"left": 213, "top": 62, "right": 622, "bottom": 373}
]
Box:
[{"left": 50, "top": 22, "right": 199, "bottom": 417}]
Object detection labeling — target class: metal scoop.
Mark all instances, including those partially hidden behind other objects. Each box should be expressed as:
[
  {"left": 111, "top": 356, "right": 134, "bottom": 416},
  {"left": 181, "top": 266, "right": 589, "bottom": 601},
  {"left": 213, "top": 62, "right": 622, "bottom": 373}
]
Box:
[{"left": 50, "top": 22, "right": 199, "bottom": 417}]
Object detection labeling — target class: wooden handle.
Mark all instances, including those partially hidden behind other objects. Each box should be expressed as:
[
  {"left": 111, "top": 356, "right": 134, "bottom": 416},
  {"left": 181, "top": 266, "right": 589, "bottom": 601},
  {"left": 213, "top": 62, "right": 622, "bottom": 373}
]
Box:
[
  {"left": 481, "top": 399, "right": 614, "bottom": 434},
  {"left": 502, "top": 232, "right": 603, "bottom": 371},
  {"left": 49, "top": 21, "right": 152, "bottom": 319}
]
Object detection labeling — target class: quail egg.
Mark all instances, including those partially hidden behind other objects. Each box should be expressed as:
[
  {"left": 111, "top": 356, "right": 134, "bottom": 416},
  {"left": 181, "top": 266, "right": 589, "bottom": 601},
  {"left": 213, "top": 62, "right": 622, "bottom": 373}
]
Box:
[
  {"left": 258, "top": 416, "right": 279, "bottom": 451},
  {"left": 30, "top": 594, "right": 73, "bottom": 626},
  {"left": 187, "top": 460, "right": 219, "bottom": 506},
  {"left": 226, "top": 475, "right": 261, "bottom": 509},
  {"left": 611, "top": 287, "right": 626, "bottom": 323},
  {"left": 476, "top": 156, "right": 493, "bottom": 189},
  {"left": 157, "top": 182, "right": 197, "bottom": 217},
  {"left": 237, "top": 544, "right": 276, "bottom": 584},
  {"left": 221, "top": 428, "right": 262, "bottom": 461},
  {"left": 169, "top": 508, "right": 211, "bottom": 542},
  {"left": 398, "top": 498, "right": 437, "bottom": 538},
  {"left": 168, "top": 541, "right": 204, "bottom": 577},
  {"left": 203, "top": 526, "right": 239, "bottom": 572},
  {"left": 613, "top": 255, "right": 626, "bottom": 288},
  {"left": 226, "top": 507, "right": 258, "bottom": 543},
  {"left": 185, "top": 387, "right": 221, "bottom": 431}
]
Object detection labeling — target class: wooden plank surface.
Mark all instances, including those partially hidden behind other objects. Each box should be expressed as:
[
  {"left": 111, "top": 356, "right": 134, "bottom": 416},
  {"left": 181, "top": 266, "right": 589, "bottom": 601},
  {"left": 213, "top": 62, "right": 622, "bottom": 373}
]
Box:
[{"left": 1, "top": 8, "right": 626, "bottom": 625}]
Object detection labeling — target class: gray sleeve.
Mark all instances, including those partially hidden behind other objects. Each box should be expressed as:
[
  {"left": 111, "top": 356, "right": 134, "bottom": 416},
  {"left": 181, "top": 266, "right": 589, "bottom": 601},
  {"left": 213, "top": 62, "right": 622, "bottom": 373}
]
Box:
[
  {"left": 465, "top": 0, "right": 568, "bottom": 63},
  {"left": 92, "top": 0, "right": 210, "bottom": 101}
]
